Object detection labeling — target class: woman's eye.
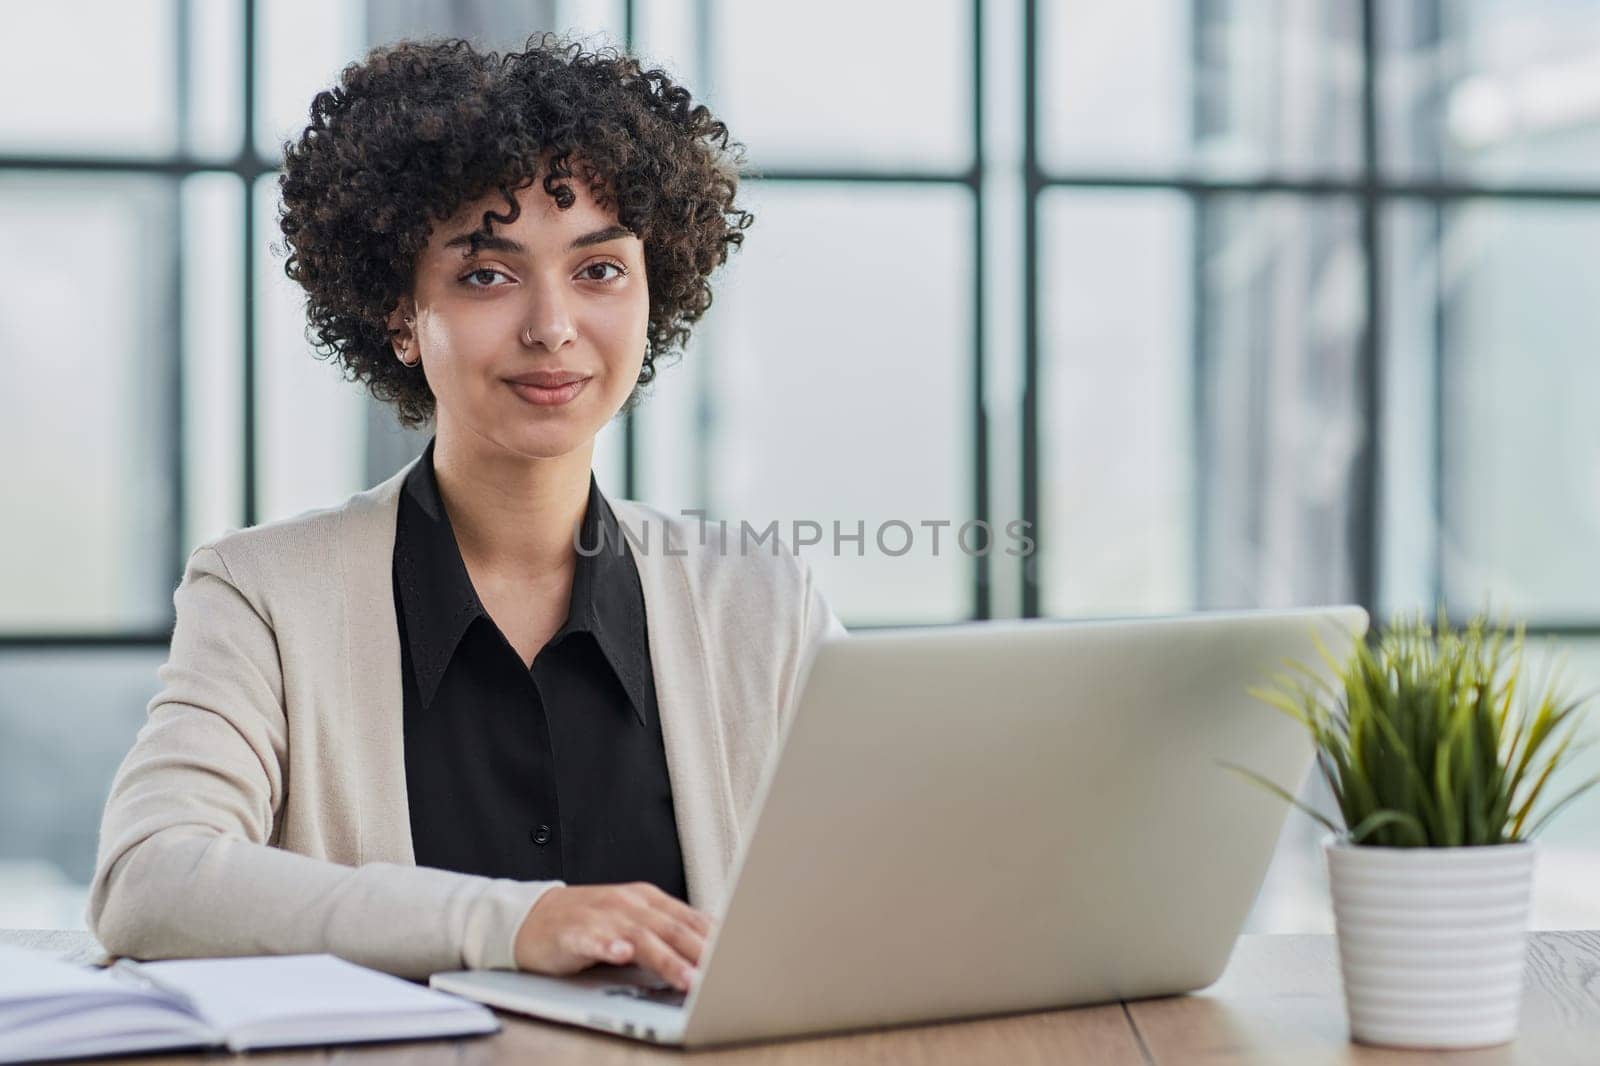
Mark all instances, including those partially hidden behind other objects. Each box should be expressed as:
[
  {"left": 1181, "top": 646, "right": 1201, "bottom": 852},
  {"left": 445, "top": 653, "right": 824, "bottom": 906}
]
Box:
[
  {"left": 580, "top": 261, "right": 627, "bottom": 283},
  {"left": 461, "top": 267, "right": 510, "bottom": 287}
]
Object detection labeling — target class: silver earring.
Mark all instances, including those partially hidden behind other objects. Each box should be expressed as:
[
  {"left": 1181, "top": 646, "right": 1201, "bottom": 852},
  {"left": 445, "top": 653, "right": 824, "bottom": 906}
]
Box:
[{"left": 398, "top": 315, "right": 418, "bottom": 364}]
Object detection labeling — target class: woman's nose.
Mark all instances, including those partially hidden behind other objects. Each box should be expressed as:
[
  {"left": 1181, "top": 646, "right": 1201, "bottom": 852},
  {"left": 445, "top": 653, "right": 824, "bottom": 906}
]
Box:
[{"left": 518, "top": 280, "right": 578, "bottom": 351}]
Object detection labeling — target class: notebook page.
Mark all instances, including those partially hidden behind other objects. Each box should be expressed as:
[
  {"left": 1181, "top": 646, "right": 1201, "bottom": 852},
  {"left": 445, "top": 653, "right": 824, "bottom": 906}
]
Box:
[
  {"left": 0, "top": 946, "right": 215, "bottom": 1064},
  {"left": 138, "top": 954, "right": 498, "bottom": 1050},
  {"left": 0, "top": 944, "right": 140, "bottom": 1001},
  {"left": 3, "top": 1003, "right": 217, "bottom": 1064}
]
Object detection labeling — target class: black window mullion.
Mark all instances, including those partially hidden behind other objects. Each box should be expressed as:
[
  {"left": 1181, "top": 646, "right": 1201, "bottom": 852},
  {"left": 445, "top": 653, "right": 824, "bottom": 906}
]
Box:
[
  {"left": 1190, "top": 189, "right": 1209, "bottom": 609},
  {"left": 1020, "top": 0, "right": 1040, "bottom": 618},
  {"left": 969, "top": 0, "right": 989, "bottom": 620},
  {"left": 170, "top": 0, "right": 191, "bottom": 593},
  {"left": 242, "top": 0, "right": 259, "bottom": 529},
  {"left": 1189, "top": 2, "right": 1208, "bottom": 611},
  {"left": 621, "top": 0, "right": 638, "bottom": 501},
  {"left": 1353, "top": 0, "right": 1384, "bottom": 619}
]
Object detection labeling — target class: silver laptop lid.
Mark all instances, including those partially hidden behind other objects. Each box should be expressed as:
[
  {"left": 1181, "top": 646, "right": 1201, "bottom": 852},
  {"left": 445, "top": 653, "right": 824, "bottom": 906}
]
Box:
[{"left": 681, "top": 606, "right": 1368, "bottom": 1047}]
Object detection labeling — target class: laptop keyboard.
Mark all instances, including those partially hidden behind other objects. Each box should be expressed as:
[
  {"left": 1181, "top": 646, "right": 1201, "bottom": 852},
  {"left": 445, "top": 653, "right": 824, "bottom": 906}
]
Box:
[{"left": 602, "top": 981, "right": 688, "bottom": 1008}]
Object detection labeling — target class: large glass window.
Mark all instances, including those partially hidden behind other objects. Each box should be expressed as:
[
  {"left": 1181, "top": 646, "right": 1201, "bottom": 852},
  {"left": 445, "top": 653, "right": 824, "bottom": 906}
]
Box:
[
  {"left": 1379, "top": 0, "right": 1600, "bottom": 186},
  {"left": 1040, "top": 0, "right": 1364, "bottom": 177},
  {"left": 713, "top": 0, "right": 972, "bottom": 171},
  {"left": 0, "top": 174, "right": 180, "bottom": 632},
  {"left": 0, "top": 2, "right": 178, "bottom": 157},
  {"left": 5, "top": 0, "right": 1599, "bottom": 931},
  {"left": 1038, "top": 190, "right": 1195, "bottom": 614}
]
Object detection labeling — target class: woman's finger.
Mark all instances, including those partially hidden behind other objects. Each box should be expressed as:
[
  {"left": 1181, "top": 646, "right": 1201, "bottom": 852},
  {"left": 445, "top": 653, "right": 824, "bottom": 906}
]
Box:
[
  {"left": 664, "top": 897, "right": 715, "bottom": 938},
  {"left": 624, "top": 926, "right": 697, "bottom": 991},
  {"left": 560, "top": 923, "right": 630, "bottom": 968},
  {"left": 634, "top": 882, "right": 716, "bottom": 937},
  {"left": 638, "top": 906, "right": 707, "bottom": 966}
]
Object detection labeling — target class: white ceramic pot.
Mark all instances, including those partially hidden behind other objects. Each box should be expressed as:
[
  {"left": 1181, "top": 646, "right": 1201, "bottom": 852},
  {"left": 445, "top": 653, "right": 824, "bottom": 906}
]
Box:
[{"left": 1323, "top": 834, "right": 1536, "bottom": 1049}]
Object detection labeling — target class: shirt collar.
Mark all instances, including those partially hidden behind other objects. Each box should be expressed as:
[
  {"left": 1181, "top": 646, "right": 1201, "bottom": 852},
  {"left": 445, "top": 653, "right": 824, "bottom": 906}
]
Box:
[{"left": 393, "top": 436, "right": 653, "bottom": 726}]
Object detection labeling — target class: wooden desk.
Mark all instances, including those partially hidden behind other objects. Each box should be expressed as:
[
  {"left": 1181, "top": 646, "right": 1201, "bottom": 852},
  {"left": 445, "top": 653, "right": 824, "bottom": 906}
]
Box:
[{"left": 7, "top": 929, "right": 1599, "bottom": 1063}]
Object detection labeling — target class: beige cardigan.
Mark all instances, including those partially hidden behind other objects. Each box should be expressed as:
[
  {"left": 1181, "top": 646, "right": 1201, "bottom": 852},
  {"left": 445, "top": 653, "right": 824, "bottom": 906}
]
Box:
[{"left": 87, "top": 457, "right": 845, "bottom": 980}]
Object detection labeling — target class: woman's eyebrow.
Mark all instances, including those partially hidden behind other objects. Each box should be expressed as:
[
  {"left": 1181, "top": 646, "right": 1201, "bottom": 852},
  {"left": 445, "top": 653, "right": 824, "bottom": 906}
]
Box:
[
  {"left": 441, "top": 225, "right": 635, "bottom": 255},
  {"left": 567, "top": 224, "right": 634, "bottom": 250}
]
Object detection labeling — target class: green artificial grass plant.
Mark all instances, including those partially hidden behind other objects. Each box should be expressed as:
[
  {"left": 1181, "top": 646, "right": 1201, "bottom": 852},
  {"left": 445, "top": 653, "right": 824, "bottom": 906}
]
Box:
[{"left": 1224, "top": 610, "right": 1600, "bottom": 848}]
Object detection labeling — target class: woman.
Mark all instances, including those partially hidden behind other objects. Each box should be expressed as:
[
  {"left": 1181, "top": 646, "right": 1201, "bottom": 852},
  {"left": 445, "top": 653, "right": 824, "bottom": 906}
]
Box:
[{"left": 87, "top": 33, "right": 844, "bottom": 993}]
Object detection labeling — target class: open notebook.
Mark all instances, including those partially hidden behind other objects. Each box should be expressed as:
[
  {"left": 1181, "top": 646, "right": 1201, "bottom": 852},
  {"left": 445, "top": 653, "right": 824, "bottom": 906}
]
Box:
[{"left": 0, "top": 946, "right": 499, "bottom": 1063}]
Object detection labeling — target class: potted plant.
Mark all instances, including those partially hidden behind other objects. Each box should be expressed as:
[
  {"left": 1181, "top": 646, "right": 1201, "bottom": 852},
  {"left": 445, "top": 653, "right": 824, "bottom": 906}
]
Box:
[{"left": 1226, "top": 610, "right": 1600, "bottom": 1050}]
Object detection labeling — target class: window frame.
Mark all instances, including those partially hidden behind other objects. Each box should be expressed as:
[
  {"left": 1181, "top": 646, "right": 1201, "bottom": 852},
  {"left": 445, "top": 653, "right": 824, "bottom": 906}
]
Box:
[{"left": 4, "top": 0, "right": 1599, "bottom": 645}]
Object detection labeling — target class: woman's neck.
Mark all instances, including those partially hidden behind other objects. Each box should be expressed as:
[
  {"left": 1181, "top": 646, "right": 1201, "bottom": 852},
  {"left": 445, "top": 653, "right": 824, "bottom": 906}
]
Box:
[{"left": 429, "top": 422, "right": 595, "bottom": 581}]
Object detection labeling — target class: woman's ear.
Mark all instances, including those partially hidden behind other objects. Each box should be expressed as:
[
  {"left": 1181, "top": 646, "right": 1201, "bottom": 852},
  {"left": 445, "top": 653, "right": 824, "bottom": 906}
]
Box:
[{"left": 386, "top": 297, "right": 417, "bottom": 360}]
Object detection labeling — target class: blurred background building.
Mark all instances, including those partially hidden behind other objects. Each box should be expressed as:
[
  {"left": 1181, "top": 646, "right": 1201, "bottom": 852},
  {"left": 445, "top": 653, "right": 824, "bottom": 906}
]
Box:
[{"left": 2, "top": 0, "right": 1598, "bottom": 932}]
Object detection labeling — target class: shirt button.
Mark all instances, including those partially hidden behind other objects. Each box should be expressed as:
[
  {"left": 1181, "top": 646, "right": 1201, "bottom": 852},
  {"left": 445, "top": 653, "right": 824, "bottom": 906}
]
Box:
[{"left": 532, "top": 824, "right": 553, "bottom": 846}]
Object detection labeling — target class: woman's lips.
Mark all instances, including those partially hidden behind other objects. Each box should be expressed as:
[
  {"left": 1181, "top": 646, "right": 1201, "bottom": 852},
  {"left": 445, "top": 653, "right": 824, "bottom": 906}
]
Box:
[{"left": 507, "top": 378, "right": 590, "bottom": 406}]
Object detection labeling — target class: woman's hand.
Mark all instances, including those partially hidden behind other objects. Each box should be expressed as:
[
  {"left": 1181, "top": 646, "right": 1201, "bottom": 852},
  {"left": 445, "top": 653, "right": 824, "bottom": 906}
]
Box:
[{"left": 512, "top": 883, "right": 715, "bottom": 991}]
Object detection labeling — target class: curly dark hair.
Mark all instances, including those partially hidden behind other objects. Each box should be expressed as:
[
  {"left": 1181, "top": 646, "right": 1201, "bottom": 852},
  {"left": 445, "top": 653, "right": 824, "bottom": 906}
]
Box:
[{"left": 276, "top": 30, "right": 754, "bottom": 427}]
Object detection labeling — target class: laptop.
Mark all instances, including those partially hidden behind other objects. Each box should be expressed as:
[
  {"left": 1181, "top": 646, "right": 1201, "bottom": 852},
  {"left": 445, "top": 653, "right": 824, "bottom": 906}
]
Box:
[{"left": 430, "top": 605, "right": 1369, "bottom": 1047}]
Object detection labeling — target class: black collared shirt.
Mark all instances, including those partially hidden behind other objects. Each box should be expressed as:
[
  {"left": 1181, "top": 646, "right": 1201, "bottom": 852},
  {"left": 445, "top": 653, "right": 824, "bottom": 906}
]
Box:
[{"left": 392, "top": 436, "right": 688, "bottom": 899}]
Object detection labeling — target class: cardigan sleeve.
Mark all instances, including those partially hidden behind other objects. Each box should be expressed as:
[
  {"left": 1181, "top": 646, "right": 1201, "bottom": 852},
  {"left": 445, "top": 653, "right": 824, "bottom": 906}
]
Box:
[
  {"left": 777, "top": 552, "right": 848, "bottom": 731},
  {"left": 85, "top": 545, "right": 562, "bottom": 981}
]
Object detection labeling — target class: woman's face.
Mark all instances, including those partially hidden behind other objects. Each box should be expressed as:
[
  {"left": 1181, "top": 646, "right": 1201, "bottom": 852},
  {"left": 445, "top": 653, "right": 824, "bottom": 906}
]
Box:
[{"left": 390, "top": 169, "right": 650, "bottom": 460}]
